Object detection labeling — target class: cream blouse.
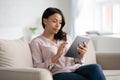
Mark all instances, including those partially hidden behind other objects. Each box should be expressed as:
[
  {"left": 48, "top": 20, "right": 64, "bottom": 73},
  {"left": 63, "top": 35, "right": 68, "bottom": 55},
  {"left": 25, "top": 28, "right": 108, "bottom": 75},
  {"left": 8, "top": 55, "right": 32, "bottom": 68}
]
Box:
[{"left": 29, "top": 35, "right": 84, "bottom": 75}]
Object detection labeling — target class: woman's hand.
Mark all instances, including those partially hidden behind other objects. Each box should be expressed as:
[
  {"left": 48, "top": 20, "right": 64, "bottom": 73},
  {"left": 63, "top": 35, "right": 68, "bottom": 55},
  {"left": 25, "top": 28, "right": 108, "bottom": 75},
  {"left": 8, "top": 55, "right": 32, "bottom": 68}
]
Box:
[
  {"left": 77, "top": 42, "right": 88, "bottom": 56},
  {"left": 52, "top": 41, "right": 68, "bottom": 63}
]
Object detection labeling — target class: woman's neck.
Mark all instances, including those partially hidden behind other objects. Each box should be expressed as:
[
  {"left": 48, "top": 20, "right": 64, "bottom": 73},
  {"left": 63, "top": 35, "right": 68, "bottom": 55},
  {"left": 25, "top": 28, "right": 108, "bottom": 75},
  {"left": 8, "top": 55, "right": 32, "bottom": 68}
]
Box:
[{"left": 43, "top": 31, "right": 56, "bottom": 42}]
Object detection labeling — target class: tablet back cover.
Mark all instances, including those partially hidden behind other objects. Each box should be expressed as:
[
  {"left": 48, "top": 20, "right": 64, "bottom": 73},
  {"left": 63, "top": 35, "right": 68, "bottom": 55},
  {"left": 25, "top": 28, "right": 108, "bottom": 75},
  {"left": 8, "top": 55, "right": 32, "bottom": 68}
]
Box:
[{"left": 65, "top": 36, "right": 89, "bottom": 58}]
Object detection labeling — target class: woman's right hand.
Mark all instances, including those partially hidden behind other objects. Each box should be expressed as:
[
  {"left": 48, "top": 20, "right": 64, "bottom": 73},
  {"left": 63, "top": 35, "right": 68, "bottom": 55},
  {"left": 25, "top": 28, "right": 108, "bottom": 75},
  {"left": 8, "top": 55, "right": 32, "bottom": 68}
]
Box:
[{"left": 52, "top": 41, "right": 68, "bottom": 63}]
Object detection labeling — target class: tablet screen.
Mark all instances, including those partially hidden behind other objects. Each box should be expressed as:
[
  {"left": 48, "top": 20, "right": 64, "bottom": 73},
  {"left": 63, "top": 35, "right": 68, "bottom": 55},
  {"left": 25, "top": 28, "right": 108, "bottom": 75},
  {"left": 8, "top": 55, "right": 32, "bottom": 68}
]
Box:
[{"left": 65, "top": 36, "right": 90, "bottom": 58}]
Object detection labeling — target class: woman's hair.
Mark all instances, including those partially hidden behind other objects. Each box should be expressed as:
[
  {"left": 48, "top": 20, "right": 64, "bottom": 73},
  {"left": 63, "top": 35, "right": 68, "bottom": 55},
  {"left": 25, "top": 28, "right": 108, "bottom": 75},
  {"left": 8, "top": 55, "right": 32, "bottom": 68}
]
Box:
[{"left": 42, "top": 7, "right": 67, "bottom": 41}]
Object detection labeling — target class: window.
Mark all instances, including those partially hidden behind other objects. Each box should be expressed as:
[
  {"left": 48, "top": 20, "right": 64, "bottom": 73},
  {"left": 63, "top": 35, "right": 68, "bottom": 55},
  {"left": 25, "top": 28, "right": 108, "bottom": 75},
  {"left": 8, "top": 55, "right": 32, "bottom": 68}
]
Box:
[{"left": 72, "top": 0, "right": 120, "bottom": 36}]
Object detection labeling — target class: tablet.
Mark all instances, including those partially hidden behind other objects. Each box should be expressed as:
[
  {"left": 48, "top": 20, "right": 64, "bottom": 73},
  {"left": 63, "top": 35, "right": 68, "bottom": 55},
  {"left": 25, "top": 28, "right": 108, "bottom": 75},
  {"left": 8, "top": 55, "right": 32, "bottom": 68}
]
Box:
[{"left": 65, "top": 36, "right": 90, "bottom": 58}]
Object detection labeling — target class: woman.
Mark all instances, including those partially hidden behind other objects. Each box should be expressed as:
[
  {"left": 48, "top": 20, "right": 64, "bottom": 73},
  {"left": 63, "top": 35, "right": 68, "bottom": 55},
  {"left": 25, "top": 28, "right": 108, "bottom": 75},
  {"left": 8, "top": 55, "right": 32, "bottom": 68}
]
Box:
[{"left": 29, "top": 7, "right": 106, "bottom": 80}]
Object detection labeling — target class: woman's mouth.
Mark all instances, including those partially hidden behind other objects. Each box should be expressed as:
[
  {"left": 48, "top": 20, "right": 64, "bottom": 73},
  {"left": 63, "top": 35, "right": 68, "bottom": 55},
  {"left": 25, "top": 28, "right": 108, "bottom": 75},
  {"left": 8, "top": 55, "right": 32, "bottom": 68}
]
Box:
[{"left": 54, "top": 29, "right": 59, "bottom": 33}]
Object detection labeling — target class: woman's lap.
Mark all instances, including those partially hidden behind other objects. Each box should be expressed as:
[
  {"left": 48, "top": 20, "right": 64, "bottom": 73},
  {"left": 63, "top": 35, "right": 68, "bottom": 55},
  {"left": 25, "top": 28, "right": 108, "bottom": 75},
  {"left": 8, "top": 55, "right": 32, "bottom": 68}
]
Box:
[
  {"left": 53, "top": 72, "right": 87, "bottom": 80},
  {"left": 53, "top": 64, "right": 106, "bottom": 80}
]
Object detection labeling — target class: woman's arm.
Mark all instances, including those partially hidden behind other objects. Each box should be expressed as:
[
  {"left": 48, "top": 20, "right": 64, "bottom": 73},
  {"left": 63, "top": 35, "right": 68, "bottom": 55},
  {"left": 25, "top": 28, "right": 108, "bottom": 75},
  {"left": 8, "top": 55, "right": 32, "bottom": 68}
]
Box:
[
  {"left": 29, "top": 39, "right": 54, "bottom": 70},
  {"left": 51, "top": 41, "right": 68, "bottom": 63}
]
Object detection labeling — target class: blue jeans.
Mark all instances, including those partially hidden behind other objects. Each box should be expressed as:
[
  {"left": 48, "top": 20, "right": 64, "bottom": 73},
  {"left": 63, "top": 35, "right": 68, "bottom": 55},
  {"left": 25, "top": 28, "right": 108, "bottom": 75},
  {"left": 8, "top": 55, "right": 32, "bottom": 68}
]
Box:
[{"left": 53, "top": 64, "right": 106, "bottom": 80}]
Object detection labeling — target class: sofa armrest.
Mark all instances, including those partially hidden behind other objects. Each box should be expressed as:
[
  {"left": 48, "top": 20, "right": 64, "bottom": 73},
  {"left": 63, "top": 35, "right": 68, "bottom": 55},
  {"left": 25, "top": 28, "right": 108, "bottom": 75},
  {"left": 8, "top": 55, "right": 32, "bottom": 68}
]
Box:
[
  {"left": 96, "top": 53, "right": 120, "bottom": 70},
  {"left": 0, "top": 67, "right": 53, "bottom": 80}
]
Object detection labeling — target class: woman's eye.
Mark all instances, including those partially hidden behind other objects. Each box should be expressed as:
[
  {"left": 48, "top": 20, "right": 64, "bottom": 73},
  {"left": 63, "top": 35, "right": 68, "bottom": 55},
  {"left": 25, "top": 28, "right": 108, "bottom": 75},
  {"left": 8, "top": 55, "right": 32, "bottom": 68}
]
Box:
[
  {"left": 53, "top": 20, "right": 57, "bottom": 23},
  {"left": 52, "top": 20, "right": 62, "bottom": 24}
]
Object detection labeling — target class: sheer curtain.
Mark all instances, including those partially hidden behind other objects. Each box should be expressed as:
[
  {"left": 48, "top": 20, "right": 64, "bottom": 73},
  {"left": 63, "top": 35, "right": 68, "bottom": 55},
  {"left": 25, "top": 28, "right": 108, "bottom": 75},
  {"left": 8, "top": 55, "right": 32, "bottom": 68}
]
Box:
[{"left": 71, "top": 0, "right": 120, "bottom": 37}]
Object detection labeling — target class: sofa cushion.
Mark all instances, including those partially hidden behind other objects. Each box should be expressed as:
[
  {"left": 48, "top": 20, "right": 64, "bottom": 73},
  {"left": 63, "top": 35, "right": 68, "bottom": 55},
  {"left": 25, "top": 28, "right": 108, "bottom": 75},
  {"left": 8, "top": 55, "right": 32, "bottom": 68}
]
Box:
[
  {"left": 96, "top": 53, "right": 120, "bottom": 69},
  {"left": 0, "top": 37, "right": 33, "bottom": 67},
  {"left": 103, "top": 70, "right": 120, "bottom": 80},
  {"left": 84, "top": 40, "right": 97, "bottom": 64}
]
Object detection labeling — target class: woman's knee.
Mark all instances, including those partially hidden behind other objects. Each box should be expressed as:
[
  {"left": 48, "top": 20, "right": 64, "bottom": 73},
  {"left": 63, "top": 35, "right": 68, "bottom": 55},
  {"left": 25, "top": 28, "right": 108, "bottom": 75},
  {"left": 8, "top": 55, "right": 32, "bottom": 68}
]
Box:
[
  {"left": 75, "top": 64, "right": 103, "bottom": 73},
  {"left": 88, "top": 64, "right": 102, "bottom": 70}
]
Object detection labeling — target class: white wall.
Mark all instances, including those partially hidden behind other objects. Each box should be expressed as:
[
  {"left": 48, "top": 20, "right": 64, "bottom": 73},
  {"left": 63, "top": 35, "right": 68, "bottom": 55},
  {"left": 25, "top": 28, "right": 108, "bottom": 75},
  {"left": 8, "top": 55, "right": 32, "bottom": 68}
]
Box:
[{"left": 0, "top": 0, "right": 71, "bottom": 39}]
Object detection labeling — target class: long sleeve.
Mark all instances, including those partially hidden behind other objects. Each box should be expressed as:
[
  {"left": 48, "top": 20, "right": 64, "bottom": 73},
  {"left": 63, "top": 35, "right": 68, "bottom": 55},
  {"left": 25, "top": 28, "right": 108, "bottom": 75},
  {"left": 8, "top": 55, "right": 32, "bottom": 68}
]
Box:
[{"left": 29, "top": 38, "right": 55, "bottom": 70}]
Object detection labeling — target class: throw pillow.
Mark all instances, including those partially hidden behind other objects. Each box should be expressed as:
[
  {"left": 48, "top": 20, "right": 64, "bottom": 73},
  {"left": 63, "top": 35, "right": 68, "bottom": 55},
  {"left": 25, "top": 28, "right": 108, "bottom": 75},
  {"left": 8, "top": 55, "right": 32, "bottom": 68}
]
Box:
[{"left": 0, "top": 37, "right": 33, "bottom": 67}]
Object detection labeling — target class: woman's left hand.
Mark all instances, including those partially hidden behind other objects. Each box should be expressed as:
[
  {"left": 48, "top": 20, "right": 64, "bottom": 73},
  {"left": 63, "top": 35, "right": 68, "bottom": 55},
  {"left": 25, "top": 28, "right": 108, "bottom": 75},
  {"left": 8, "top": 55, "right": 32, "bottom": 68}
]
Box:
[{"left": 77, "top": 42, "right": 88, "bottom": 55}]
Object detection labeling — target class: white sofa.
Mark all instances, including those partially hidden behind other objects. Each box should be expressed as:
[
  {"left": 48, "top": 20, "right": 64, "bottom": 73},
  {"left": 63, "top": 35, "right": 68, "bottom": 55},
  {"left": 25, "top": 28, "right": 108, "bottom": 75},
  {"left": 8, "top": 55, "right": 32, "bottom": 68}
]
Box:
[
  {"left": 83, "top": 40, "right": 120, "bottom": 80},
  {"left": 0, "top": 37, "right": 53, "bottom": 80},
  {"left": 0, "top": 37, "right": 120, "bottom": 80}
]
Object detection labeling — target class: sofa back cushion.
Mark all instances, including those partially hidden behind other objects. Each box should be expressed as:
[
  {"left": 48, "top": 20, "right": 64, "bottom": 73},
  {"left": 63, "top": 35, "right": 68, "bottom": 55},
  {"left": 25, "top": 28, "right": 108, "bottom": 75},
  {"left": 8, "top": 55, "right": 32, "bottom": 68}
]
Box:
[
  {"left": 84, "top": 40, "right": 97, "bottom": 64},
  {"left": 0, "top": 37, "right": 33, "bottom": 67}
]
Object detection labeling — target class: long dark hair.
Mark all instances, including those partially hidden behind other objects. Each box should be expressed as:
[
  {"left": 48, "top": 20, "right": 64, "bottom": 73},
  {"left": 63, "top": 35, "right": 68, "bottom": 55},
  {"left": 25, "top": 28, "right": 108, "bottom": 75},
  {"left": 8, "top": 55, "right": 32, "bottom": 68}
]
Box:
[{"left": 42, "top": 7, "right": 67, "bottom": 41}]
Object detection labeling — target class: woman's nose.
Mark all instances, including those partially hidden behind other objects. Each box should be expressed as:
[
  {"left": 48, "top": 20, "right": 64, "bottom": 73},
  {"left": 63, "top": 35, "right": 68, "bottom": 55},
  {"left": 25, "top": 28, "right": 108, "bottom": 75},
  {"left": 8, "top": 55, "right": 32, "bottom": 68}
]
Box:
[{"left": 56, "top": 22, "right": 60, "bottom": 27}]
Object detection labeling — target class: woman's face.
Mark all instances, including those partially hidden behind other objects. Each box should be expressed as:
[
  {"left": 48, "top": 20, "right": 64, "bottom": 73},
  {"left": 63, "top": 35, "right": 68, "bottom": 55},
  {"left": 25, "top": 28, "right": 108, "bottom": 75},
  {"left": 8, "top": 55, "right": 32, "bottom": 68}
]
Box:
[{"left": 43, "top": 13, "right": 62, "bottom": 34}]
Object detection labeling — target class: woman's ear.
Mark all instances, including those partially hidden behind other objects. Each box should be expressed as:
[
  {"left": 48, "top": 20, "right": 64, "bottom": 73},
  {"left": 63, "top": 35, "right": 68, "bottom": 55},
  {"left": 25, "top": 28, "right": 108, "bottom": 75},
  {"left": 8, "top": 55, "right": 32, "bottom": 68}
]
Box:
[{"left": 43, "top": 18, "right": 47, "bottom": 25}]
